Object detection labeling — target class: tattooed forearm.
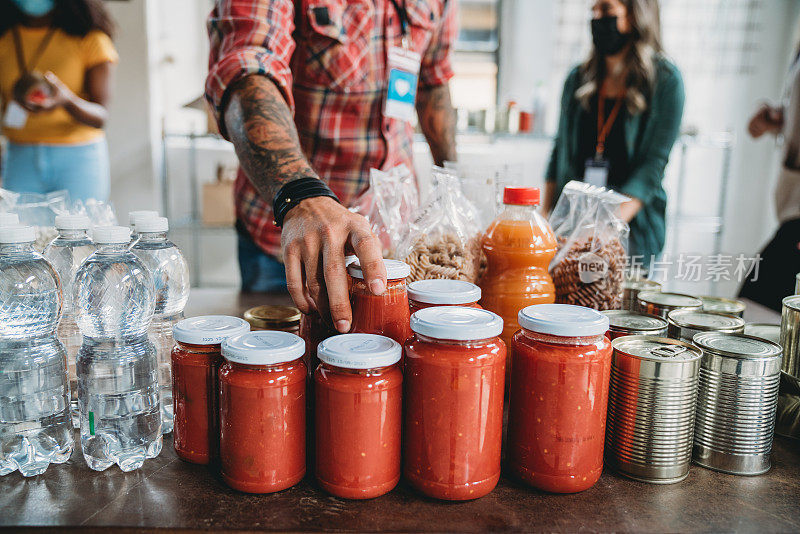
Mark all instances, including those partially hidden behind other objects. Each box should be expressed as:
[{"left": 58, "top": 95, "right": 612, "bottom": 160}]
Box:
[
  {"left": 416, "top": 83, "right": 457, "bottom": 165},
  {"left": 224, "top": 75, "right": 318, "bottom": 202}
]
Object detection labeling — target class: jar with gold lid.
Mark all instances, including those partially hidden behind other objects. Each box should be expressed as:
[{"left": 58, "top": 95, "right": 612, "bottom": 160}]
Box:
[{"left": 243, "top": 305, "right": 301, "bottom": 333}]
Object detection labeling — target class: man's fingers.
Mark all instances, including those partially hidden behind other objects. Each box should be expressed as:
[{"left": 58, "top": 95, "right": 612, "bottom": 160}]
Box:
[
  {"left": 349, "top": 218, "right": 387, "bottom": 295},
  {"left": 303, "top": 244, "right": 331, "bottom": 325},
  {"left": 322, "top": 238, "right": 352, "bottom": 333},
  {"left": 284, "top": 245, "right": 312, "bottom": 313}
]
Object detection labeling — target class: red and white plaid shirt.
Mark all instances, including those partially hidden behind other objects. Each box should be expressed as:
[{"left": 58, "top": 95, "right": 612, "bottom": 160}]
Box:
[{"left": 206, "top": 0, "right": 457, "bottom": 259}]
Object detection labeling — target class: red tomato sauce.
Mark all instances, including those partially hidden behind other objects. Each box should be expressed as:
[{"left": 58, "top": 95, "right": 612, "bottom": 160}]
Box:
[{"left": 350, "top": 278, "right": 412, "bottom": 345}]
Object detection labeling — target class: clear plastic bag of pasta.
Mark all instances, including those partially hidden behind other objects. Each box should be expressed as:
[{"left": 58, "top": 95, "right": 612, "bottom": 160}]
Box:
[
  {"left": 548, "top": 181, "right": 630, "bottom": 310},
  {"left": 398, "top": 166, "right": 482, "bottom": 283}
]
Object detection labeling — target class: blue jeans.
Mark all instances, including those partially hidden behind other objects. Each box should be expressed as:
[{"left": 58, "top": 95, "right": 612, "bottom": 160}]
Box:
[
  {"left": 237, "top": 222, "right": 288, "bottom": 292},
  {"left": 2, "top": 138, "right": 110, "bottom": 201}
]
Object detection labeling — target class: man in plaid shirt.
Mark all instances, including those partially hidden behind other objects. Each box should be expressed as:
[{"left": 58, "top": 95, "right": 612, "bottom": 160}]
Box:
[{"left": 206, "top": 0, "right": 458, "bottom": 333}]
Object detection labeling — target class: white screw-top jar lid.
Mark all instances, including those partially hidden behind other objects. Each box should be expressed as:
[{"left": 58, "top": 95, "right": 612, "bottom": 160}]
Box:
[
  {"left": 318, "top": 333, "right": 402, "bottom": 369},
  {"left": 0, "top": 213, "right": 20, "bottom": 227},
  {"left": 518, "top": 304, "right": 610, "bottom": 337},
  {"left": 222, "top": 331, "right": 305, "bottom": 365},
  {"left": 92, "top": 225, "right": 131, "bottom": 244},
  {"left": 173, "top": 315, "right": 250, "bottom": 345},
  {"left": 408, "top": 279, "right": 481, "bottom": 305},
  {"left": 0, "top": 225, "right": 35, "bottom": 244},
  {"left": 55, "top": 214, "right": 90, "bottom": 230},
  {"left": 136, "top": 216, "right": 168, "bottom": 233},
  {"left": 348, "top": 258, "right": 410, "bottom": 280},
  {"left": 128, "top": 210, "right": 159, "bottom": 227},
  {"left": 410, "top": 306, "right": 503, "bottom": 341}
]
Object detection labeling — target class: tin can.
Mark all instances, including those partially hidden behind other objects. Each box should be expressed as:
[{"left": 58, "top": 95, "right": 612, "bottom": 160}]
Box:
[
  {"left": 606, "top": 336, "right": 701, "bottom": 484},
  {"left": 780, "top": 295, "right": 800, "bottom": 380},
  {"left": 699, "top": 296, "right": 746, "bottom": 317},
  {"left": 692, "top": 332, "right": 782, "bottom": 475},
  {"left": 623, "top": 279, "right": 661, "bottom": 311},
  {"left": 743, "top": 323, "right": 781, "bottom": 344},
  {"left": 603, "top": 310, "right": 668, "bottom": 340},
  {"left": 667, "top": 310, "right": 745, "bottom": 343},
  {"left": 637, "top": 291, "right": 702, "bottom": 319},
  {"left": 243, "top": 305, "right": 301, "bottom": 333}
]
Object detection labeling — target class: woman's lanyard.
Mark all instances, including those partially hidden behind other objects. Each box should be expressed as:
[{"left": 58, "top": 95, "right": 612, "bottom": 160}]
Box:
[
  {"left": 388, "top": 0, "right": 409, "bottom": 38},
  {"left": 11, "top": 25, "right": 57, "bottom": 75},
  {"left": 596, "top": 86, "right": 626, "bottom": 159}
]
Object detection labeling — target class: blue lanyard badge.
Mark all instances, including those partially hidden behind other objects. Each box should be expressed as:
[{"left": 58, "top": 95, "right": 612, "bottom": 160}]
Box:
[{"left": 385, "top": 45, "right": 421, "bottom": 122}]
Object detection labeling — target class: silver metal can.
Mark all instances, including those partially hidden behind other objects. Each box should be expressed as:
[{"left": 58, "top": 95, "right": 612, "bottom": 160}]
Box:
[
  {"left": 606, "top": 336, "right": 702, "bottom": 484},
  {"left": 603, "top": 310, "right": 668, "bottom": 340},
  {"left": 699, "top": 296, "right": 746, "bottom": 317},
  {"left": 743, "top": 323, "right": 781, "bottom": 344},
  {"left": 781, "top": 295, "right": 800, "bottom": 380},
  {"left": 692, "top": 332, "right": 782, "bottom": 475},
  {"left": 637, "top": 291, "right": 702, "bottom": 319},
  {"left": 795, "top": 273, "right": 799, "bottom": 295},
  {"left": 667, "top": 310, "right": 745, "bottom": 343},
  {"left": 623, "top": 279, "right": 661, "bottom": 311}
]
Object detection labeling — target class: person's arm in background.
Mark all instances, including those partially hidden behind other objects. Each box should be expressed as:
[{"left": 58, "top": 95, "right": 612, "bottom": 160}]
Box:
[
  {"left": 207, "top": 0, "right": 385, "bottom": 332},
  {"left": 748, "top": 103, "right": 784, "bottom": 139},
  {"left": 416, "top": 0, "right": 458, "bottom": 165},
  {"left": 37, "top": 64, "right": 113, "bottom": 128},
  {"left": 617, "top": 64, "right": 685, "bottom": 223},
  {"left": 542, "top": 68, "right": 578, "bottom": 216}
]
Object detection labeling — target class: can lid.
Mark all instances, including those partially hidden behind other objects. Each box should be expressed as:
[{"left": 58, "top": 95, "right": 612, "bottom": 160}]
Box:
[
  {"left": 410, "top": 306, "right": 503, "bottom": 340},
  {"left": 783, "top": 295, "right": 800, "bottom": 312},
  {"left": 128, "top": 210, "right": 159, "bottom": 227},
  {"left": 623, "top": 279, "right": 662, "bottom": 291},
  {"left": 92, "top": 225, "right": 131, "bottom": 244},
  {"left": 136, "top": 216, "right": 168, "bottom": 233},
  {"left": 603, "top": 310, "right": 667, "bottom": 332},
  {"left": 699, "top": 295, "right": 746, "bottom": 314},
  {"left": 0, "top": 212, "right": 20, "bottom": 227},
  {"left": 318, "top": 333, "right": 401, "bottom": 369},
  {"left": 742, "top": 323, "right": 781, "bottom": 344},
  {"left": 692, "top": 332, "right": 782, "bottom": 360},
  {"left": 222, "top": 331, "right": 305, "bottom": 365},
  {"left": 503, "top": 186, "right": 540, "bottom": 205},
  {"left": 407, "top": 279, "right": 481, "bottom": 305},
  {"left": 348, "top": 258, "right": 410, "bottom": 280},
  {"left": 667, "top": 310, "right": 745, "bottom": 332},
  {"left": 55, "top": 214, "right": 90, "bottom": 230},
  {"left": 173, "top": 315, "right": 250, "bottom": 344},
  {"left": 0, "top": 225, "right": 35, "bottom": 244},
  {"left": 243, "top": 305, "right": 301, "bottom": 329},
  {"left": 612, "top": 336, "right": 701, "bottom": 362},
  {"left": 519, "top": 304, "right": 609, "bottom": 337},
  {"left": 638, "top": 291, "right": 702, "bottom": 308}
]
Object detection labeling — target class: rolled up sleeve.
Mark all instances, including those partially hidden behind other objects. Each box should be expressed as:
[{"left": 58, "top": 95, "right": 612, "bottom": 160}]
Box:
[
  {"left": 419, "top": 0, "right": 457, "bottom": 88},
  {"left": 205, "top": 0, "right": 296, "bottom": 137}
]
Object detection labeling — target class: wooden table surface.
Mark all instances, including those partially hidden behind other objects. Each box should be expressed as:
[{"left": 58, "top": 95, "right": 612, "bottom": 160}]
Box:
[{"left": 2, "top": 289, "right": 798, "bottom": 533}]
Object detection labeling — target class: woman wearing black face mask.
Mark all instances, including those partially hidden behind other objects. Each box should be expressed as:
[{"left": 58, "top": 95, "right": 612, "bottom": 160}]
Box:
[{"left": 543, "top": 0, "right": 684, "bottom": 270}]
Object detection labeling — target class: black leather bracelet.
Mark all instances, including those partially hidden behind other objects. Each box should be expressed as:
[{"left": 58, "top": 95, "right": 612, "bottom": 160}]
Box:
[{"left": 272, "top": 177, "right": 340, "bottom": 227}]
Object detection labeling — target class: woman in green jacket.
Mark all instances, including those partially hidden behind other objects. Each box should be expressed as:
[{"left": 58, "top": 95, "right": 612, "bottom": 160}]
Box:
[{"left": 543, "top": 0, "right": 685, "bottom": 268}]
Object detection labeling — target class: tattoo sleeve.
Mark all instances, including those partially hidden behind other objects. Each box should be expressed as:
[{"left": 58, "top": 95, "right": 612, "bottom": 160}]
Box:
[
  {"left": 416, "top": 83, "right": 457, "bottom": 165},
  {"left": 223, "top": 75, "right": 318, "bottom": 203}
]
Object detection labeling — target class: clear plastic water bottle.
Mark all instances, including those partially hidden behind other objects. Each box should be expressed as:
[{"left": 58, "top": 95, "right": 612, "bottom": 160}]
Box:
[
  {"left": 131, "top": 217, "right": 189, "bottom": 435},
  {"left": 43, "top": 215, "right": 94, "bottom": 428},
  {"left": 0, "top": 212, "right": 20, "bottom": 226},
  {"left": 128, "top": 210, "right": 159, "bottom": 243},
  {"left": 73, "top": 225, "right": 162, "bottom": 471},
  {"left": 0, "top": 225, "right": 73, "bottom": 477}
]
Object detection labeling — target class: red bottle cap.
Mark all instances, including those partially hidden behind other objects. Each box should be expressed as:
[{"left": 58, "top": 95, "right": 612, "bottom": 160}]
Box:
[{"left": 503, "top": 186, "right": 540, "bottom": 205}]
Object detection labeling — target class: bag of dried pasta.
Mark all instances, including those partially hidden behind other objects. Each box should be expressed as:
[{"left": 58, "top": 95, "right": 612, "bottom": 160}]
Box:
[
  {"left": 548, "top": 181, "right": 630, "bottom": 310},
  {"left": 398, "top": 166, "right": 482, "bottom": 283}
]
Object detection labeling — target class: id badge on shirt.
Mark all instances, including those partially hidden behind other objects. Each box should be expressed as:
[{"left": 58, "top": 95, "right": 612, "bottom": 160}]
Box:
[
  {"left": 3, "top": 100, "right": 28, "bottom": 129},
  {"left": 584, "top": 157, "right": 610, "bottom": 188},
  {"left": 384, "top": 44, "right": 421, "bottom": 123}
]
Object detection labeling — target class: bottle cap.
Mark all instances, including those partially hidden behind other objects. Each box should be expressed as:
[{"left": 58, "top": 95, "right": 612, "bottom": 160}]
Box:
[
  {"left": 318, "top": 333, "right": 401, "bottom": 369},
  {"left": 173, "top": 315, "right": 250, "bottom": 345},
  {"left": 503, "top": 186, "right": 540, "bottom": 205},
  {"left": 128, "top": 210, "right": 159, "bottom": 228},
  {"left": 222, "top": 331, "right": 305, "bottom": 366},
  {"left": 0, "top": 212, "right": 20, "bottom": 227},
  {"left": 92, "top": 225, "right": 131, "bottom": 244},
  {"left": 410, "top": 306, "right": 503, "bottom": 340},
  {"left": 136, "top": 217, "right": 169, "bottom": 233},
  {"left": 518, "top": 304, "right": 609, "bottom": 337},
  {"left": 0, "top": 225, "right": 36, "bottom": 244},
  {"left": 407, "top": 279, "right": 481, "bottom": 305},
  {"left": 55, "top": 214, "right": 90, "bottom": 230},
  {"left": 348, "top": 258, "right": 410, "bottom": 280}
]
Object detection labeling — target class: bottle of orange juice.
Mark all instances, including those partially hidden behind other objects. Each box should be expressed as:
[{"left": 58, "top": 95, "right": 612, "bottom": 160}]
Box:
[{"left": 479, "top": 186, "right": 557, "bottom": 355}]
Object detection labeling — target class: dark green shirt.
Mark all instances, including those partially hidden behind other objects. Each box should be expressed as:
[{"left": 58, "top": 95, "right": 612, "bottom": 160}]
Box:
[{"left": 546, "top": 56, "right": 685, "bottom": 264}]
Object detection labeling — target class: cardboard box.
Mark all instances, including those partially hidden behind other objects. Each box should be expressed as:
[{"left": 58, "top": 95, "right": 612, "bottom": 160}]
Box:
[{"left": 202, "top": 164, "right": 236, "bottom": 226}]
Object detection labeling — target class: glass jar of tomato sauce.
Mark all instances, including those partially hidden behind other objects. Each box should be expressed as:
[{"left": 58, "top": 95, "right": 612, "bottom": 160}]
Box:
[
  {"left": 404, "top": 306, "right": 506, "bottom": 500},
  {"left": 314, "top": 333, "right": 402, "bottom": 499},
  {"left": 507, "top": 304, "right": 612, "bottom": 493},
  {"left": 349, "top": 259, "right": 411, "bottom": 345},
  {"left": 219, "top": 331, "right": 307, "bottom": 493},
  {"left": 407, "top": 279, "right": 482, "bottom": 314},
  {"left": 172, "top": 315, "right": 250, "bottom": 465}
]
